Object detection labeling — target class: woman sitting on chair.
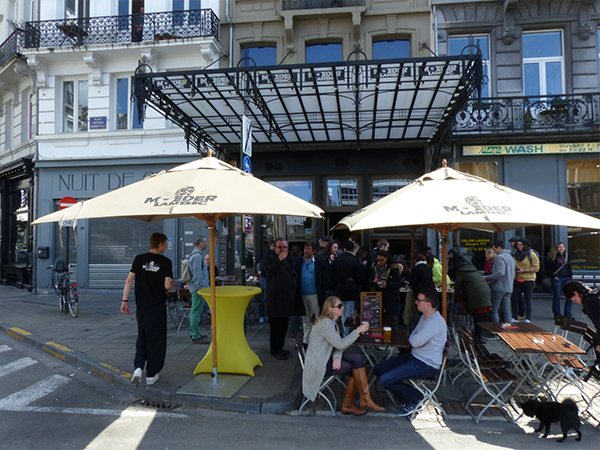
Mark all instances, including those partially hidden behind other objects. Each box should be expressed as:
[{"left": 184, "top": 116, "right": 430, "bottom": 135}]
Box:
[{"left": 302, "top": 296, "right": 384, "bottom": 415}]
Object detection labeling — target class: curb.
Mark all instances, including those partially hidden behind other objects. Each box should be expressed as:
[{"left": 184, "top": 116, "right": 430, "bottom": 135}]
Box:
[{"left": 0, "top": 321, "right": 301, "bottom": 414}]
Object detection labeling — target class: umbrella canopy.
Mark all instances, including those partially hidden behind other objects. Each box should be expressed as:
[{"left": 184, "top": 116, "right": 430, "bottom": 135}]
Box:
[
  {"left": 334, "top": 163, "right": 600, "bottom": 319},
  {"left": 33, "top": 156, "right": 324, "bottom": 383}
]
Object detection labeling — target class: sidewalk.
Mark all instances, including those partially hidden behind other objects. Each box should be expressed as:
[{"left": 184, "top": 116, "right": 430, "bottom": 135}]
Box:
[{"left": 1, "top": 285, "right": 598, "bottom": 422}]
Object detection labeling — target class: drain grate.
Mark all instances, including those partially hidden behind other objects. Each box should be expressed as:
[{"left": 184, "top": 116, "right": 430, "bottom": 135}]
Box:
[{"left": 133, "top": 398, "right": 180, "bottom": 411}]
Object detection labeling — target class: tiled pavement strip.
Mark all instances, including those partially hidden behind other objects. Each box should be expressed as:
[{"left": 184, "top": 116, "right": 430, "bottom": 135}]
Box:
[{"left": 0, "top": 285, "right": 599, "bottom": 425}]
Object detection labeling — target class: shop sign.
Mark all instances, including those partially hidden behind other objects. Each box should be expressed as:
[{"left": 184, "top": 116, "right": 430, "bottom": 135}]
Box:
[
  {"left": 464, "top": 142, "right": 600, "bottom": 156},
  {"left": 459, "top": 237, "right": 492, "bottom": 252}
]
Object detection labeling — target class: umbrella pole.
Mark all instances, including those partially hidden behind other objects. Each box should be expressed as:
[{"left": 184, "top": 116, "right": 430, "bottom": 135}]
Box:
[
  {"left": 208, "top": 221, "right": 218, "bottom": 385},
  {"left": 440, "top": 228, "right": 449, "bottom": 321}
]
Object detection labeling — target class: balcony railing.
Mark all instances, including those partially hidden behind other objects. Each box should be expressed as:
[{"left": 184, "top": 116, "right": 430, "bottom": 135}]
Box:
[
  {"left": 0, "top": 30, "right": 24, "bottom": 69},
  {"left": 452, "top": 94, "right": 600, "bottom": 136},
  {"left": 282, "top": 0, "right": 365, "bottom": 10},
  {"left": 22, "top": 9, "right": 219, "bottom": 49}
]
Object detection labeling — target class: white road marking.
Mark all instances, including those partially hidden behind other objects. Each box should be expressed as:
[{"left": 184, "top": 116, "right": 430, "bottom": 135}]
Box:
[
  {"left": 0, "top": 374, "right": 69, "bottom": 409},
  {"left": 0, "top": 357, "right": 38, "bottom": 378},
  {"left": 0, "top": 345, "right": 13, "bottom": 354},
  {"left": 84, "top": 407, "right": 157, "bottom": 450}
]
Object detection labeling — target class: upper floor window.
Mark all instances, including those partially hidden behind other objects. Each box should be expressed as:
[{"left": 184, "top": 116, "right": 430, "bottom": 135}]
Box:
[
  {"left": 116, "top": 78, "right": 143, "bottom": 130},
  {"left": 242, "top": 46, "right": 277, "bottom": 67},
  {"left": 3, "top": 102, "right": 13, "bottom": 151},
  {"left": 373, "top": 39, "right": 410, "bottom": 59},
  {"left": 306, "top": 43, "right": 342, "bottom": 63},
  {"left": 63, "top": 80, "right": 88, "bottom": 133},
  {"left": 66, "top": 0, "right": 89, "bottom": 19},
  {"left": 449, "top": 35, "right": 490, "bottom": 98},
  {"left": 326, "top": 178, "right": 359, "bottom": 207},
  {"left": 523, "top": 31, "right": 564, "bottom": 97},
  {"left": 173, "top": 0, "right": 201, "bottom": 26}
]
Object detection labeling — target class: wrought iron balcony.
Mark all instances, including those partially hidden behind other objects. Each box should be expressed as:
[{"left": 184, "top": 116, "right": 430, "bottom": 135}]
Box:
[
  {"left": 22, "top": 9, "right": 219, "bottom": 49},
  {"left": 282, "top": 0, "right": 365, "bottom": 10},
  {"left": 452, "top": 94, "right": 600, "bottom": 136},
  {"left": 0, "top": 30, "right": 24, "bottom": 69}
]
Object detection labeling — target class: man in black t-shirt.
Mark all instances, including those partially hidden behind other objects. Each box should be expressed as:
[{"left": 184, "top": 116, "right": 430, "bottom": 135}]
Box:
[{"left": 122, "top": 233, "right": 173, "bottom": 385}]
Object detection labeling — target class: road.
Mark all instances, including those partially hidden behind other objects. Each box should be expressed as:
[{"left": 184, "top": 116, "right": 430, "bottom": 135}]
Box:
[{"left": 1, "top": 333, "right": 596, "bottom": 450}]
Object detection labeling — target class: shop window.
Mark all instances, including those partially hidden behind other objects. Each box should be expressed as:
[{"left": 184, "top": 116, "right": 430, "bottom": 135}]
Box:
[
  {"left": 241, "top": 46, "right": 277, "bottom": 67},
  {"left": 523, "top": 31, "right": 564, "bottom": 97},
  {"left": 372, "top": 178, "right": 411, "bottom": 202},
  {"left": 306, "top": 43, "right": 342, "bottom": 63},
  {"left": 266, "top": 180, "right": 315, "bottom": 240},
  {"left": 63, "top": 80, "right": 88, "bottom": 133},
  {"left": 9, "top": 187, "right": 29, "bottom": 264},
  {"left": 567, "top": 159, "right": 600, "bottom": 270},
  {"left": 116, "top": 77, "right": 143, "bottom": 130},
  {"left": 373, "top": 39, "right": 410, "bottom": 60},
  {"left": 449, "top": 35, "right": 490, "bottom": 98},
  {"left": 454, "top": 161, "right": 498, "bottom": 183},
  {"left": 326, "top": 179, "right": 358, "bottom": 207}
]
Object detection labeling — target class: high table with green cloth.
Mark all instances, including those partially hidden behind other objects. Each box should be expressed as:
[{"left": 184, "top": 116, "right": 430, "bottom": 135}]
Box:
[{"left": 193, "top": 286, "right": 263, "bottom": 376}]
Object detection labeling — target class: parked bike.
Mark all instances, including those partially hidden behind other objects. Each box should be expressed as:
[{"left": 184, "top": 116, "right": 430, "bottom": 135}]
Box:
[{"left": 48, "top": 258, "right": 79, "bottom": 318}]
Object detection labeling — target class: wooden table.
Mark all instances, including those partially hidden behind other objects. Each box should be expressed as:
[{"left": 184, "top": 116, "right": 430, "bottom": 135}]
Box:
[
  {"left": 496, "top": 331, "right": 586, "bottom": 400},
  {"left": 479, "top": 322, "right": 551, "bottom": 335}
]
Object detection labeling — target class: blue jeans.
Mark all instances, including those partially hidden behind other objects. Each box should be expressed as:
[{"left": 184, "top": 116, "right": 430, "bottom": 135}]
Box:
[
  {"left": 511, "top": 280, "right": 534, "bottom": 321},
  {"left": 374, "top": 354, "right": 438, "bottom": 405},
  {"left": 490, "top": 290, "right": 512, "bottom": 323},
  {"left": 189, "top": 291, "right": 205, "bottom": 340},
  {"left": 552, "top": 277, "right": 572, "bottom": 318}
]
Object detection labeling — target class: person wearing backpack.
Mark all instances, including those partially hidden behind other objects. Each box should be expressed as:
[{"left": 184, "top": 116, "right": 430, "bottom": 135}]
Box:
[
  {"left": 187, "top": 236, "right": 209, "bottom": 343},
  {"left": 511, "top": 237, "right": 539, "bottom": 322}
]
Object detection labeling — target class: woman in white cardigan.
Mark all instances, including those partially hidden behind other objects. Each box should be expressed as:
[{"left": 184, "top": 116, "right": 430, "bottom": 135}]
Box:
[{"left": 302, "top": 296, "right": 384, "bottom": 415}]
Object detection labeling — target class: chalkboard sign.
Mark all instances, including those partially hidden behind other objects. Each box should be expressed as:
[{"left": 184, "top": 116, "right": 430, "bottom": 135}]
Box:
[{"left": 360, "top": 291, "right": 382, "bottom": 332}]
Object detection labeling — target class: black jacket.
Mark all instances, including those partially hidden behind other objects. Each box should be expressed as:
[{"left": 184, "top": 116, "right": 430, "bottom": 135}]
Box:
[
  {"left": 370, "top": 262, "right": 403, "bottom": 316},
  {"left": 329, "top": 252, "right": 363, "bottom": 305},
  {"left": 410, "top": 261, "right": 435, "bottom": 297},
  {"left": 264, "top": 253, "right": 305, "bottom": 317},
  {"left": 294, "top": 256, "right": 329, "bottom": 310}
]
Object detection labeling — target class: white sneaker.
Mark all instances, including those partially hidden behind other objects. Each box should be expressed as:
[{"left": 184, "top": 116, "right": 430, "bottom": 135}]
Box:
[
  {"left": 510, "top": 318, "right": 518, "bottom": 323},
  {"left": 146, "top": 373, "right": 160, "bottom": 385},
  {"left": 131, "top": 368, "right": 142, "bottom": 384},
  {"left": 524, "top": 319, "right": 531, "bottom": 323}
]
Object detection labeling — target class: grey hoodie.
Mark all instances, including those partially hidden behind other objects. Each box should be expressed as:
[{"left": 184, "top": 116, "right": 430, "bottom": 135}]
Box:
[{"left": 486, "top": 249, "right": 516, "bottom": 293}]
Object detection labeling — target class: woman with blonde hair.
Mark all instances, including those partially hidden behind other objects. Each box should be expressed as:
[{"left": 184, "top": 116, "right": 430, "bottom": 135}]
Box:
[
  {"left": 302, "top": 296, "right": 384, "bottom": 415},
  {"left": 547, "top": 242, "right": 573, "bottom": 319},
  {"left": 484, "top": 248, "right": 496, "bottom": 275}
]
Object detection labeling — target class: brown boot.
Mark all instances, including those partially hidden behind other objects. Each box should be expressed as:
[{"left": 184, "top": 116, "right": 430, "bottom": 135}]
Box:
[
  {"left": 341, "top": 376, "right": 367, "bottom": 415},
  {"left": 353, "top": 368, "right": 385, "bottom": 411}
]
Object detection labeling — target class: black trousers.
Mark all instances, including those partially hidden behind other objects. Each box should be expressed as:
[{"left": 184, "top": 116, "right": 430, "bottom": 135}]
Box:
[
  {"left": 268, "top": 316, "right": 289, "bottom": 354},
  {"left": 134, "top": 306, "right": 167, "bottom": 377}
]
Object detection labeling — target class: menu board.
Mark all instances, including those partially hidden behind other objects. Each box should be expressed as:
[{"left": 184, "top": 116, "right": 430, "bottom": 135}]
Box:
[{"left": 360, "top": 291, "right": 382, "bottom": 332}]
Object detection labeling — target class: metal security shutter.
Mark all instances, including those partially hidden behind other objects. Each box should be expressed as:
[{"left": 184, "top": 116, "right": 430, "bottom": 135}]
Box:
[{"left": 88, "top": 218, "right": 164, "bottom": 289}]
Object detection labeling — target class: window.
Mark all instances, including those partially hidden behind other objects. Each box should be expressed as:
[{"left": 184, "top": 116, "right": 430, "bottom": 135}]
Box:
[
  {"left": 523, "top": 31, "right": 564, "bottom": 97},
  {"left": 567, "top": 159, "right": 600, "bottom": 270},
  {"left": 373, "top": 39, "right": 410, "bottom": 60},
  {"left": 242, "top": 46, "right": 277, "bottom": 67},
  {"left": 598, "top": 30, "right": 600, "bottom": 88},
  {"left": 9, "top": 185, "right": 29, "bottom": 264},
  {"left": 326, "top": 179, "right": 358, "bottom": 207},
  {"left": 173, "top": 0, "right": 200, "bottom": 26},
  {"left": 449, "top": 35, "right": 490, "bottom": 98},
  {"left": 63, "top": 80, "right": 88, "bottom": 132},
  {"left": 116, "top": 78, "right": 143, "bottom": 130},
  {"left": 372, "top": 179, "right": 411, "bottom": 202},
  {"left": 268, "top": 180, "right": 313, "bottom": 202},
  {"left": 266, "top": 180, "right": 315, "bottom": 240},
  {"left": 21, "top": 89, "right": 31, "bottom": 144},
  {"left": 306, "top": 43, "right": 342, "bottom": 63},
  {"left": 65, "top": 0, "right": 89, "bottom": 19},
  {"left": 4, "top": 102, "right": 13, "bottom": 151}
]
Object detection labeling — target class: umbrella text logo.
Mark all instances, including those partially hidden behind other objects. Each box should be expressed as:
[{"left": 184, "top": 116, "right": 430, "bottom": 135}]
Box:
[
  {"left": 144, "top": 186, "right": 217, "bottom": 207},
  {"left": 443, "top": 196, "right": 512, "bottom": 215}
]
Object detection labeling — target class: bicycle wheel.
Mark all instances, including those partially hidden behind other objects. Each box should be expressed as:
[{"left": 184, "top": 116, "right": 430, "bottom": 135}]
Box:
[
  {"left": 59, "top": 294, "right": 66, "bottom": 313},
  {"left": 52, "top": 274, "right": 60, "bottom": 296},
  {"left": 68, "top": 285, "right": 79, "bottom": 318}
]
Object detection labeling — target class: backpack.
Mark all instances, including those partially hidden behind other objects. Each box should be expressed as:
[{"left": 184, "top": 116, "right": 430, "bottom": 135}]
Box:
[{"left": 180, "top": 250, "right": 200, "bottom": 283}]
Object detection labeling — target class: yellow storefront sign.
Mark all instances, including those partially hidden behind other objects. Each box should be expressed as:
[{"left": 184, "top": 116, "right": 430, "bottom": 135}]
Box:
[{"left": 464, "top": 142, "right": 600, "bottom": 156}]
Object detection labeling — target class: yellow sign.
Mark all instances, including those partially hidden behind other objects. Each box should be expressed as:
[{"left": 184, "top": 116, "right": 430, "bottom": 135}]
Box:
[{"left": 463, "top": 142, "right": 600, "bottom": 156}]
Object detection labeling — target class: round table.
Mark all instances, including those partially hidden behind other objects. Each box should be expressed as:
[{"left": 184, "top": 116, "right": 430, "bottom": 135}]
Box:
[{"left": 193, "top": 286, "right": 263, "bottom": 376}]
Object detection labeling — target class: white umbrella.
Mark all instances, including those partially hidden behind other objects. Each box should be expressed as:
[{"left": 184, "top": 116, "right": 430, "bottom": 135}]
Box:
[
  {"left": 334, "top": 162, "right": 600, "bottom": 319},
  {"left": 34, "top": 156, "right": 324, "bottom": 383}
]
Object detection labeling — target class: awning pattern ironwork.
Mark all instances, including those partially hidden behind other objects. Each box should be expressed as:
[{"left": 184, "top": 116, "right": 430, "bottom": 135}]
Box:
[{"left": 133, "top": 55, "right": 482, "bottom": 155}]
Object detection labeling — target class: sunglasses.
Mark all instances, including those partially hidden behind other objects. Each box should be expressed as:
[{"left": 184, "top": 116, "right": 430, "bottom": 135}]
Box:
[{"left": 331, "top": 303, "right": 344, "bottom": 309}]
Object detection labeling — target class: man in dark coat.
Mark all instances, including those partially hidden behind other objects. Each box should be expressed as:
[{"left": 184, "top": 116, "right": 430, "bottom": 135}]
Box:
[
  {"left": 410, "top": 252, "right": 435, "bottom": 297},
  {"left": 330, "top": 241, "right": 364, "bottom": 335},
  {"left": 265, "top": 238, "right": 304, "bottom": 360}
]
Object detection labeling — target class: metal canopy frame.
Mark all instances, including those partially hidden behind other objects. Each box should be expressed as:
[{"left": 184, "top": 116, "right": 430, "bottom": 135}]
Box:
[{"left": 133, "top": 54, "right": 482, "bottom": 155}]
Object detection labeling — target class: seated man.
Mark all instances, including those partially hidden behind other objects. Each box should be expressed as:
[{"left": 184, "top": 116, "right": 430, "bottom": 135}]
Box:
[{"left": 373, "top": 288, "right": 446, "bottom": 416}]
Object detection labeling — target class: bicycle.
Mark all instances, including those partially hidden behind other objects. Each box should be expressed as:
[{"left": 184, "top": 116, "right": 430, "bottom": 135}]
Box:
[{"left": 47, "top": 258, "right": 79, "bottom": 318}]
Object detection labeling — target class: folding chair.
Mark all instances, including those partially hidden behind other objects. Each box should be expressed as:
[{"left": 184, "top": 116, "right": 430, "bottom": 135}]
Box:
[
  {"left": 177, "top": 289, "right": 192, "bottom": 333},
  {"left": 461, "top": 329, "right": 518, "bottom": 424},
  {"left": 405, "top": 341, "right": 450, "bottom": 421},
  {"left": 297, "top": 343, "right": 345, "bottom": 416}
]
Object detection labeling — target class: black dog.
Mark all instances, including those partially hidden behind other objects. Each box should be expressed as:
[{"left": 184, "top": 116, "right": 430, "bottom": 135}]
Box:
[{"left": 519, "top": 398, "right": 582, "bottom": 443}]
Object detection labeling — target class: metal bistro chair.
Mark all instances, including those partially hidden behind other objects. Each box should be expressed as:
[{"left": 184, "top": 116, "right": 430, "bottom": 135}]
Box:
[
  {"left": 297, "top": 343, "right": 346, "bottom": 416},
  {"left": 405, "top": 340, "right": 450, "bottom": 422},
  {"left": 177, "top": 289, "right": 193, "bottom": 333}
]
